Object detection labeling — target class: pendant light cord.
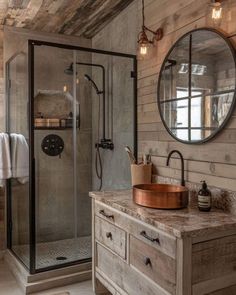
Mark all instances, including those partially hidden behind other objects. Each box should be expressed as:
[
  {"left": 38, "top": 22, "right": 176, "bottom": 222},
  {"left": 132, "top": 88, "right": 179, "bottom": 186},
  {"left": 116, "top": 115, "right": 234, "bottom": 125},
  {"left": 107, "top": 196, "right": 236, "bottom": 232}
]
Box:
[{"left": 142, "top": 0, "right": 145, "bottom": 29}]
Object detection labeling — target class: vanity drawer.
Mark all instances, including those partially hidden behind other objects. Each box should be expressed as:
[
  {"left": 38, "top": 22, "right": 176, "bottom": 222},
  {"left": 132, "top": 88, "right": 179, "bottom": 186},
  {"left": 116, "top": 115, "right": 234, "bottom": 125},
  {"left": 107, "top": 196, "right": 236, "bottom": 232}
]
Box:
[
  {"left": 95, "top": 202, "right": 123, "bottom": 226},
  {"left": 129, "top": 235, "right": 176, "bottom": 295},
  {"left": 95, "top": 216, "right": 126, "bottom": 259},
  {"left": 96, "top": 243, "right": 170, "bottom": 295},
  {"left": 95, "top": 201, "right": 176, "bottom": 258},
  {"left": 130, "top": 222, "right": 176, "bottom": 259}
]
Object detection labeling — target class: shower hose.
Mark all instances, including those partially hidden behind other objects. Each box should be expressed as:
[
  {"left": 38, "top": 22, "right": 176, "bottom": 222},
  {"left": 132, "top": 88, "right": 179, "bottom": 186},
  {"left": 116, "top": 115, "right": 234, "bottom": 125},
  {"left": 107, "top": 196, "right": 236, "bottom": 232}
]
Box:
[
  {"left": 95, "top": 145, "right": 102, "bottom": 191},
  {"left": 95, "top": 93, "right": 103, "bottom": 191}
]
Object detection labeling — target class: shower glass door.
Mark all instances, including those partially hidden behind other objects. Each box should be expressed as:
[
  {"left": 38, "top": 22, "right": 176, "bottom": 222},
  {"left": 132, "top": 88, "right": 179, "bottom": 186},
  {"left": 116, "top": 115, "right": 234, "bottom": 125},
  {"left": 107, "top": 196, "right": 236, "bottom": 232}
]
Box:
[
  {"left": 20, "top": 40, "right": 137, "bottom": 274},
  {"left": 6, "top": 51, "right": 30, "bottom": 268},
  {"left": 33, "top": 45, "right": 92, "bottom": 271},
  {"left": 7, "top": 40, "right": 136, "bottom": 274}
]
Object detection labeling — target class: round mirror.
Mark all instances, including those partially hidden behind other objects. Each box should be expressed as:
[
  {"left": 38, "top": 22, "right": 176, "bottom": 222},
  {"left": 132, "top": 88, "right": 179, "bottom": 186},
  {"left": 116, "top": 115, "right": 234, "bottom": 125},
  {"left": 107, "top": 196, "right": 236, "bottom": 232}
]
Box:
[{"left": 157, "top": 28, "right": 236, "bottom": 144}]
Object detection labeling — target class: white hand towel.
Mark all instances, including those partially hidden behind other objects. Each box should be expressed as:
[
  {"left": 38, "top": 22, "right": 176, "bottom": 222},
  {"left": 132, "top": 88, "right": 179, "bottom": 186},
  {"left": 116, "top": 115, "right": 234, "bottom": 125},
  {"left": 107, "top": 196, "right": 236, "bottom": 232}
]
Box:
[
  {"left": 11, "top": 133, "right": 29, "bottom": 184},
  {"left": 0, "top": 133, "right": 11, "bottom": 187}
]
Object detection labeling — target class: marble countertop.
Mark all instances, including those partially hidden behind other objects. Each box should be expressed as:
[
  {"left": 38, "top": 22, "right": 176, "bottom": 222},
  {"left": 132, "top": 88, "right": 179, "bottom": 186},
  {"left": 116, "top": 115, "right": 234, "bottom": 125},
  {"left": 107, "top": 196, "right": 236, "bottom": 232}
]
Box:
[{"left": 89, "top": 190, "right": 236, "bottom": 238}]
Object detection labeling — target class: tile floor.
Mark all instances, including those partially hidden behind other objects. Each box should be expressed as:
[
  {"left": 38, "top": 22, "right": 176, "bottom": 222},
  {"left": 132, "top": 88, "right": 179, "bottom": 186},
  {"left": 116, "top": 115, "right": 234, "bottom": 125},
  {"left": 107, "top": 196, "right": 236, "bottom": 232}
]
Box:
[
  {"left": 13, "top": 236, "right": 92, "bottom": 269},
  {"left": 0, "top": 260, "right": 94, "bottom": 295}
]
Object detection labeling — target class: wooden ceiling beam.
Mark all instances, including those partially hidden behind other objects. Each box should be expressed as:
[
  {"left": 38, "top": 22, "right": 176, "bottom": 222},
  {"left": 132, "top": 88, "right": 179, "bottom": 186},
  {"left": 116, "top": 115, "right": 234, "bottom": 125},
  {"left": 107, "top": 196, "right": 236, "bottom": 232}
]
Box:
[{"left": 0, "top": 0, "right": 135, "bottom": 38}]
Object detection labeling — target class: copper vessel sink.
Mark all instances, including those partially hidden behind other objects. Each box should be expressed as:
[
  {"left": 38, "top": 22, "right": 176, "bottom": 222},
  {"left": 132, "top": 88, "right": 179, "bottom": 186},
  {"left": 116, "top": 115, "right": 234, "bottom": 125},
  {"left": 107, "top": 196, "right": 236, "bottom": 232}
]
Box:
[{"left": 133, "top": 184, "right": 189, "bottom": 209}]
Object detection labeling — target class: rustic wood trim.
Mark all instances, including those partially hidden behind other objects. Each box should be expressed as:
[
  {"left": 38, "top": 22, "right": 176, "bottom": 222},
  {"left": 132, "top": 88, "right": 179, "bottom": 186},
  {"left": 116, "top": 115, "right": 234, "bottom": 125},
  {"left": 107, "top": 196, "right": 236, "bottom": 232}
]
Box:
[
  {"left": 92, "top": 199, "right": 109, "bottom": 294},
  {"left": 176, "top": 237, "right": 192, "bottom": 295},
  {"left": 96, "top": 268, "right": 128, "bottom": 295},
  {"left": 192, "top": 228, "right": 236, "bottom": 244}
]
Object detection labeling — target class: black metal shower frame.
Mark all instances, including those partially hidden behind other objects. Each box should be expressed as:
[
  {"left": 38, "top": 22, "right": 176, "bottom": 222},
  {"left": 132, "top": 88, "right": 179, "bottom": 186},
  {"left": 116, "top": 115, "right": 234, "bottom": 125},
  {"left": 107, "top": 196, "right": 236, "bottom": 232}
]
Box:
[{"left": 6, "top": 39, "right": 137, "bottom": 274}]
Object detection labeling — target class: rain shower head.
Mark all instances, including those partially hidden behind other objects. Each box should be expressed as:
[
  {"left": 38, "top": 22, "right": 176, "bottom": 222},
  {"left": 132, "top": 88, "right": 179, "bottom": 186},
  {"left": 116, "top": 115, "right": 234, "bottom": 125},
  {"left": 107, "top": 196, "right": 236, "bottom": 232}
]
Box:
[
  {"left": 64, "top": 63, "right": 79, "bottom": 75},
  {"left": 64, "top": 63, "right": 74, "bottom": 75},
  {"left": 84, "top": 74, "right": 103, "bottom": 94}
]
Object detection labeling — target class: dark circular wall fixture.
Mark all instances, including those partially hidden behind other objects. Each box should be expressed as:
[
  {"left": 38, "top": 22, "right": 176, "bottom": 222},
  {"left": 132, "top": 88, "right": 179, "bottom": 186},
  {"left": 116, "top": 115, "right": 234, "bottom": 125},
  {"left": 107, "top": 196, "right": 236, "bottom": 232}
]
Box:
[
  {"left": 41, "top": 134, "right": 64, "bottom": 157},
  {"left": 157, "top": 28, "right": 236, "bottom": 144}
]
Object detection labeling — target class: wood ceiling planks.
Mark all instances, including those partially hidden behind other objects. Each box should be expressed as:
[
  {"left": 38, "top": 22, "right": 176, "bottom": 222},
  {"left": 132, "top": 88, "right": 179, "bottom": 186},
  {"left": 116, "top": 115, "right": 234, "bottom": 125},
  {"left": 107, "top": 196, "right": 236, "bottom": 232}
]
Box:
[{"left": 0, "top": 0, "right": 135, "bottom": 38}]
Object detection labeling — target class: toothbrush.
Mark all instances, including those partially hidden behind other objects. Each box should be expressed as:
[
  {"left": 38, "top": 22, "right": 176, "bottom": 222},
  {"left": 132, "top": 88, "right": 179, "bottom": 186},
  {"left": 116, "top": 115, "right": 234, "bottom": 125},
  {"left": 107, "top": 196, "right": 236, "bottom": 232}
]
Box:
[
  {"left": 125, "top": 146, "right": 136, "bottom": 164},
  {"left": 143, "top": 154, "right": 151, "bottom": 164}
]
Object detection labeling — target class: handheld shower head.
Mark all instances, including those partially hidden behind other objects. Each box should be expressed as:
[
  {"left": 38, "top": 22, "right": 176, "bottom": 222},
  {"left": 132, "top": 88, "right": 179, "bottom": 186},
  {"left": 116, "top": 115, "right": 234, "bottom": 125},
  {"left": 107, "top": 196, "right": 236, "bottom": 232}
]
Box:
[{"left": 84, "top": 74, "right": 103, "bottom": 94}]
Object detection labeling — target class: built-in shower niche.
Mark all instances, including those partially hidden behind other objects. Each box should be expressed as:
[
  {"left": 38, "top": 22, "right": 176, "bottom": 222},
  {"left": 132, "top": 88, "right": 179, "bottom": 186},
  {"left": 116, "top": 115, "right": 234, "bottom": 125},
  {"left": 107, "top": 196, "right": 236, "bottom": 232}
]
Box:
[{"left": 34, "top": 90, "right": 79, "bottom": 129}]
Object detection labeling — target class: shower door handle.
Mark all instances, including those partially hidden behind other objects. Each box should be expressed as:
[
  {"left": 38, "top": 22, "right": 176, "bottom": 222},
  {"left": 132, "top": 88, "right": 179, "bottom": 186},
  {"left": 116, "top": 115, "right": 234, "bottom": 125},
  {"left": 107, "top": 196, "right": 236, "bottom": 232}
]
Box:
[{"left": 77, "top": 103, "right": 80, "bottom": 129}]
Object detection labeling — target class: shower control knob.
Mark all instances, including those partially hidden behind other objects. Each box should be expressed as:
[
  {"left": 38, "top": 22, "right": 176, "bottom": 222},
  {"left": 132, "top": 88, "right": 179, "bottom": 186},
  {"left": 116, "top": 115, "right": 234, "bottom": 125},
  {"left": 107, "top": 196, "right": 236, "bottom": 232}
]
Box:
[
  {"left": 41, "top": 134, "right": 64, "bottom": 157},
  {"left": 96, "top": 138, "right": 114, "bottom": 150}
]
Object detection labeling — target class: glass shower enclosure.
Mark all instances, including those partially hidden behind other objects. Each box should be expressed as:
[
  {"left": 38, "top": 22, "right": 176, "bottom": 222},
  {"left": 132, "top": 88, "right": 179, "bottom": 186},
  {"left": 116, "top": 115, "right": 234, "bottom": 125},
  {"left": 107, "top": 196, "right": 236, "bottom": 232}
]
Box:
[{"left": 6, "top": 40, "right": 137, "bottom": 274}]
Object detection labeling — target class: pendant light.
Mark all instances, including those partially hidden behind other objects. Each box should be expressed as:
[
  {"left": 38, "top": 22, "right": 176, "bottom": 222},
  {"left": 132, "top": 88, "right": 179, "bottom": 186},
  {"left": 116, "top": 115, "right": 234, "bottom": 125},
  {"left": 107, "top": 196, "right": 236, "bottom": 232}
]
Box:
[
  {"left": 137, "top": 0, "right": 163, "bottom": 60},
  {"left": 209, "top": 0, "right": 223, "bottom": 26}
]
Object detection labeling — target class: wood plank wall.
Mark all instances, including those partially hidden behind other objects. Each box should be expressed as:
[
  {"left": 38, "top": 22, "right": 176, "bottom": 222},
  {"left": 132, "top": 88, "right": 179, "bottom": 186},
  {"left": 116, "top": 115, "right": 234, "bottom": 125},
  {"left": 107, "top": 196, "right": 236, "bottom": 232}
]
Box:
[
  {"left": 137, "top": 0, "right": 236, "bottom": 195},
  {"left": 93, "top": 0, "right": 236, "bottom": 213}
]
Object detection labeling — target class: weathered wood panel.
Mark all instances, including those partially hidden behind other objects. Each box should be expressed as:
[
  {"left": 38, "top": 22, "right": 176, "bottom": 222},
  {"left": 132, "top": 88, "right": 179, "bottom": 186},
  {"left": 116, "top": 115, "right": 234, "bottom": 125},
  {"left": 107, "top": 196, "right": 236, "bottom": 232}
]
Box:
[
  {"left": 96, "top": 242, "right": 169, "bottom": 295},
  {"left": 1, "top": 0, "right": 135, "bottom": 38},
  {"left": 130, "top": 235, "right": 176, "bottom": 294},
  {"left": 95, "top": 216, "right": 126, "bottom": 259},
  {"left": 192, "top": 235, "right": 236, "bottom": 284}
]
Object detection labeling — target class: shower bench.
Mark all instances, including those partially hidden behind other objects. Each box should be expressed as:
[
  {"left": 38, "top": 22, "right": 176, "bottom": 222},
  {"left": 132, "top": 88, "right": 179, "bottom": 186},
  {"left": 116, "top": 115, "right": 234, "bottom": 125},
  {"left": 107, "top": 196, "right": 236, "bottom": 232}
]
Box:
[{"left": 90, "top": 190, "right": 236, "bottom": 295}]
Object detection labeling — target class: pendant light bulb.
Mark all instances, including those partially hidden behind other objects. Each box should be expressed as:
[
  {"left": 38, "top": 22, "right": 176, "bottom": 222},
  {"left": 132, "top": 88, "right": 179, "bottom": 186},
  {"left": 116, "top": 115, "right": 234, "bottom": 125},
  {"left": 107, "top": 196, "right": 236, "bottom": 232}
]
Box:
[
  {"left": 140, "top": 44, "right": 148, "bottom": 55},
  {"left": 210, "top": 1, "right": 223, "bottom": 25},
  {"left": 138, "top": 42, "right": 152, "bottom": 60},
  {"left": 137, "top": 29, "right": 153, "bottom": 60},
  {"left": 212, "top": 2, "right": 222, "bottom": 20}
]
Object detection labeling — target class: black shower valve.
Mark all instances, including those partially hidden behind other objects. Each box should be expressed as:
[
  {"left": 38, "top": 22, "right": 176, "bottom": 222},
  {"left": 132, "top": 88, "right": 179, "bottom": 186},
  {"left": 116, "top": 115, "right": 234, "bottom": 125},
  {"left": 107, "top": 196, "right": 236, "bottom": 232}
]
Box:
[{"left": 95, "top": 139, "right": 114, "bottom": 150}]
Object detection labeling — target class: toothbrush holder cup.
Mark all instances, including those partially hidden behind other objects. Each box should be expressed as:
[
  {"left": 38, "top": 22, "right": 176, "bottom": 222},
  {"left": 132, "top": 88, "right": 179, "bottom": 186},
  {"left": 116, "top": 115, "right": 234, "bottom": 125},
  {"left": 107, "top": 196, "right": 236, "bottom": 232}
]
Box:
[{"left": 131, "top": 163, "right": 152, "bottom": 186}]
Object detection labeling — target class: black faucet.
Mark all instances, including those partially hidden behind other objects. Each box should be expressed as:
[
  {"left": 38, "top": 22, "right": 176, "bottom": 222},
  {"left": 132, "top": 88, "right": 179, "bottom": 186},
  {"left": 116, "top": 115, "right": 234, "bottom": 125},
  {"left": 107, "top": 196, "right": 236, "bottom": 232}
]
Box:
[{"left": 166, "top": 150, "right": 185, "bottom": 186}]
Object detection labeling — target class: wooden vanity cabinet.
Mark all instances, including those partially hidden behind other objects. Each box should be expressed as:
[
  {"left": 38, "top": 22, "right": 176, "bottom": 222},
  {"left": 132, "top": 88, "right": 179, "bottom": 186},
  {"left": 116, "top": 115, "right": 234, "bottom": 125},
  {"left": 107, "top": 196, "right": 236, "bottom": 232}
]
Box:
[{"left": 92, "top": 199, "right": 236, "bottom": 295}]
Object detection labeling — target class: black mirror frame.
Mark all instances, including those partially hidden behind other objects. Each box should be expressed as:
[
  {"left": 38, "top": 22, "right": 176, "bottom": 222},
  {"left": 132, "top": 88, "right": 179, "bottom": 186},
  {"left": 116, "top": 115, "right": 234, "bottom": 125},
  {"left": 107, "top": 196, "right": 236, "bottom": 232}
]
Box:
[{"left": 157, "top": 27, "right": 236, "bottom": 144}]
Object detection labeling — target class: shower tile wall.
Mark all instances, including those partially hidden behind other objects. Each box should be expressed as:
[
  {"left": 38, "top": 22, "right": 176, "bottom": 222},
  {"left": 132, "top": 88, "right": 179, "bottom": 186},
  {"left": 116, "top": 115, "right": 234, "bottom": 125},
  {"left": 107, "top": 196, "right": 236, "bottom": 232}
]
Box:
[
  {"left": 91, "top": 55, "right": 135, "bottom": 190},
  {"left": 3, "top": 27, "right": 92, "bottom": 254},
  {"left": 92, "top": 8, "right": 137, "bottom": 190}
]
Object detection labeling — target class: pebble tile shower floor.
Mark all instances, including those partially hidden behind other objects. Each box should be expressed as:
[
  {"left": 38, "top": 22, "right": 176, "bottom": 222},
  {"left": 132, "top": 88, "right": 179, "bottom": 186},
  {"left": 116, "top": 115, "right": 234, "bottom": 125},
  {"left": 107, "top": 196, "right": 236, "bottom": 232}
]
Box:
[{"left": 12, "top": 236, "right": 91, "bottom": 269}]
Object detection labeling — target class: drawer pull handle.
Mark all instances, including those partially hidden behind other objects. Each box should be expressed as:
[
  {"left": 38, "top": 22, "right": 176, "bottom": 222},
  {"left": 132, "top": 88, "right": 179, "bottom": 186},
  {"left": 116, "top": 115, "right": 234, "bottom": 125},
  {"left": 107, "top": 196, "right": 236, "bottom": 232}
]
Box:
[
  {"left": 99, "top": 209, "right": 114, "bottom": 220},
  {"left": 140, "top": 231, "right": 160, "bottom": 244},
  {"left": 145, "top": 257, "right": 151, "bottom": 266},
  {"left": 106, "top": 232, "right": 112, "bottom": 240}
]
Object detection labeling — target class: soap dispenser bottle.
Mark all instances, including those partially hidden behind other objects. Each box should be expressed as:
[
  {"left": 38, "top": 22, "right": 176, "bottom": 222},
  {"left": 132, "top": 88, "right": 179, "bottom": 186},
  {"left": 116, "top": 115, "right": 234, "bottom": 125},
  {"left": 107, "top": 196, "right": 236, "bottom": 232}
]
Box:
[{"left": 198, "top": 181, "right": 212, "bottom": 212}]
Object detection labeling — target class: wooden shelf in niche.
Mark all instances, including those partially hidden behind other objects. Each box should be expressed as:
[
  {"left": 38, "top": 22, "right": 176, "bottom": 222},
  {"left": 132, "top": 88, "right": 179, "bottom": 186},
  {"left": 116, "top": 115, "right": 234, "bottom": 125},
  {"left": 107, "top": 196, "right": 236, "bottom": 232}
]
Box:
[
  {"left": 34, "top": 118, "right": 79, "bottom": 130},
  {"left": 34, "top": 90, "right": 79, "bottom": 130}
]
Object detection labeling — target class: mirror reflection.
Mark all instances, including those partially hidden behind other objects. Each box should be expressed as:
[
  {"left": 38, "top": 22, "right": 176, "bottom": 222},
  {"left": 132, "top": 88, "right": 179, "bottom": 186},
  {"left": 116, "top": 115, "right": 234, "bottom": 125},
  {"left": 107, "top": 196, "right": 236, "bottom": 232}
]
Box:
[{"left": 158, "top": 29, "right": 236, "bottom": 143}]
